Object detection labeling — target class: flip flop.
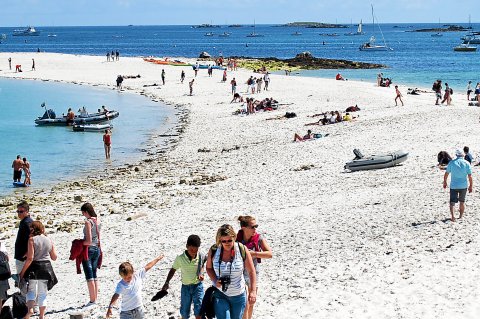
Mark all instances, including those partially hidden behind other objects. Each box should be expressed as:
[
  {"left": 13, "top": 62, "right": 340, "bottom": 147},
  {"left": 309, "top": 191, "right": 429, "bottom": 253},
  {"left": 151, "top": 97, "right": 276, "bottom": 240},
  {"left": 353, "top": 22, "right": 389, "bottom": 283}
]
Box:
[{"left": 151, "top": 290, "right": 168, "bottom": 302}]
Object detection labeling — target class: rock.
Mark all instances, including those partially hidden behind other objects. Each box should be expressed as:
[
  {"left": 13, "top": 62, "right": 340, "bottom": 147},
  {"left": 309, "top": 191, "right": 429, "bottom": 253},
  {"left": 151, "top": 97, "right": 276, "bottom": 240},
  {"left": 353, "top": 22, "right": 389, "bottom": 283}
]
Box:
[
  {"left": 199, "top": 51, "right": 211, "bottom": 58},
  {"left": 74, "top": 195, "right": 83, "bottom": 202},
  {"left": 134, "top": 167, "right": 140, "bottom": 172},
  {"left": 126, "top": 212, "right": 147, "bottom": 221}
]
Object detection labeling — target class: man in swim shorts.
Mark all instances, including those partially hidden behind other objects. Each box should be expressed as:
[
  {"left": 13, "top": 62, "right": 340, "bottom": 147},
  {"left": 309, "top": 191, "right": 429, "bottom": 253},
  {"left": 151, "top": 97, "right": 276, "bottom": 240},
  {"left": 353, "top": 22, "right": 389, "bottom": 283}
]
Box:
[
  {"left": 12, "top": 155, "right": 23, "bottom": 182},
  {"left": 443, "top": 149, "right": 473, "bottom": 222}
]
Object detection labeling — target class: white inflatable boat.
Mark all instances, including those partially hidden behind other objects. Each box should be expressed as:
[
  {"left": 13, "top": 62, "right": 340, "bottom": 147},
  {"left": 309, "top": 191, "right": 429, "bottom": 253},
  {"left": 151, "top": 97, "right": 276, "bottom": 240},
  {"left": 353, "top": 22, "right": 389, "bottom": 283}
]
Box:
[{"left": 345, "top": 149, "right": 408, "bottom": 171}]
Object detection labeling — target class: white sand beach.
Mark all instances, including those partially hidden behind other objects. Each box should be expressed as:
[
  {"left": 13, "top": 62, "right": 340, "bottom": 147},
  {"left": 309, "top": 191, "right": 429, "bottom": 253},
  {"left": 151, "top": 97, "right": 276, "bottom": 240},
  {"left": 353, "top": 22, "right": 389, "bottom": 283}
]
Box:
[{"left": 0, "top": 52, "right": 479, "bottom": 318}]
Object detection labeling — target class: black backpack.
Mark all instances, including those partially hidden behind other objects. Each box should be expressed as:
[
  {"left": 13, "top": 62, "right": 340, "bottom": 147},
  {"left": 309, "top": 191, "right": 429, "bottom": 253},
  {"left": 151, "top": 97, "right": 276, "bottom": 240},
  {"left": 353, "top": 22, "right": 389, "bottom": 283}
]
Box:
[
  {"left": 0, "top": 306, "right": 14, "bottom": 319},
  {"left": 11, "top": 293, "right": 28, "bottom": 319},
  {"left": 0, "top": 252, "right": 11, "bottom": 281}
]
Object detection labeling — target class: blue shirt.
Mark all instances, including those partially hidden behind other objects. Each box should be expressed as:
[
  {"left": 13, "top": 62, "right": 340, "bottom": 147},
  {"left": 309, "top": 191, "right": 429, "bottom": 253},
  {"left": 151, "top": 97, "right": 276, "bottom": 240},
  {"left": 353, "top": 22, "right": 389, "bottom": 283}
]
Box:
[
  {"left": 464, "top": 153, "right": 473, "bottom": 164},
  {"left": 446, "top": 157, "right": 472, "bottom": 189}
]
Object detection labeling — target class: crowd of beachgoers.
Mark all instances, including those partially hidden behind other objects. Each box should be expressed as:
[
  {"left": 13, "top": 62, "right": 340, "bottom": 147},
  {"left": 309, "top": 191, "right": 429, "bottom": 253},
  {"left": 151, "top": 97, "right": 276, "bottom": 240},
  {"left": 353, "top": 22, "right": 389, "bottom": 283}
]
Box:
[{"left": 0, "top": 52, "right": 479, "bottom": 319}]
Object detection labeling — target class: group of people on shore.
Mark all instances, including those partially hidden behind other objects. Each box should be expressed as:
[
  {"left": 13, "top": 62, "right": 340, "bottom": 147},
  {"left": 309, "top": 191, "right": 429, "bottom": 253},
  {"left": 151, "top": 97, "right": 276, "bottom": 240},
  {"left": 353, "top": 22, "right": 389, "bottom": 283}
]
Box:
[
  {"left": 107, "top": 51, "right": 120, "bottom": 62},
  {"left": 432, "top": 80, "right": 453, "bottom": 105},
  {"left": 466, "top": 81, "right": 480, "bottom": 103},
  {"left": 11, "top": 155, "right": 31, "bottom": 186},
  {"left": 305, "top": 110, "right": 357, "bottom": 126},
  {"left": 0, "top": 201, "right": 272, "bottom": 319}
]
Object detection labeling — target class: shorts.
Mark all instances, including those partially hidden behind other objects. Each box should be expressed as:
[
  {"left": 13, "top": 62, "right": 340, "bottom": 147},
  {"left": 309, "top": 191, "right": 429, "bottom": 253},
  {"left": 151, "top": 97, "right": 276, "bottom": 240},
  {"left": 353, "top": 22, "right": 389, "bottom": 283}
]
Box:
[
  {"left": 120, "top": 306, "right": 145, "bottom": 319},
  {"left": 26, "top": 279, "right": 48, "bottom": 307},
  {"left": 13, "top": 170, "right": 22, "bottom": 181},
  {"left": 81, "top": 246, "right": 100, "bottom": 281},
  {"left": 435, "top": 92, "right": 441, "bottom": 99},
  {"left": 180, "top": 283, "right": 204, "bottom": 318},
  {"left": 467, "top": 89, "right": 472, "bottom": 95},
  {"left": 450, "top": 188, "right": 467, "bottom": 204}
]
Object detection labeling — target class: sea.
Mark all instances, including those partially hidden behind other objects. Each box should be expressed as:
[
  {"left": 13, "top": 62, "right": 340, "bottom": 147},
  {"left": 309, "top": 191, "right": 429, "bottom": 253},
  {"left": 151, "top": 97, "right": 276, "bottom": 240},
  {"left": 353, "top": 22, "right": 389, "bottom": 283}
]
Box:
[{"left": 0, "top": 23, "right": 479, "bottom": 195}]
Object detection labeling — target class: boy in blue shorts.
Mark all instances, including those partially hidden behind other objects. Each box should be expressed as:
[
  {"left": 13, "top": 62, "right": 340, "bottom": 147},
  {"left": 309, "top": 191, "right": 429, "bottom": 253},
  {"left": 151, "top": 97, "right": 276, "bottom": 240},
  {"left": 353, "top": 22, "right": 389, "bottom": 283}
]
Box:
[
  {"left": 106, "top": 254, "right": 164, "bottom": 319},
  {"left": 160, "top": 235, "right": 205, "bottom": 319}
]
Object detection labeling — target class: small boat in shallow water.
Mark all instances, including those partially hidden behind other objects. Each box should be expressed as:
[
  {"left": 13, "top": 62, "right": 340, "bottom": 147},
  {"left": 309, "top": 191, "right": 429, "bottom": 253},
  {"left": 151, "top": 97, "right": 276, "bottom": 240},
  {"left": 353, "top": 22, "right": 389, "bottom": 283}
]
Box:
[
  {"left": 345, "top": 149, "right": 408, "bottom": 171},
  {"left": 35, "top": 108, "right": 119, "bottom": 126},
  {"left": 72, "top": 123, "right": 113, "bottom": 132}
]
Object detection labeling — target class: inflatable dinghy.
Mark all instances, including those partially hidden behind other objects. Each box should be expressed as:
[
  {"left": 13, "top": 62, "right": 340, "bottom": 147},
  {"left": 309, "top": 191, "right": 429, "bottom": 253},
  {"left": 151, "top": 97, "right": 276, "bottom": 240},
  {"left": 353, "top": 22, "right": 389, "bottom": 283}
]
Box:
[{"left": 345, "top": 149, "right": 408, "bottom": 171}]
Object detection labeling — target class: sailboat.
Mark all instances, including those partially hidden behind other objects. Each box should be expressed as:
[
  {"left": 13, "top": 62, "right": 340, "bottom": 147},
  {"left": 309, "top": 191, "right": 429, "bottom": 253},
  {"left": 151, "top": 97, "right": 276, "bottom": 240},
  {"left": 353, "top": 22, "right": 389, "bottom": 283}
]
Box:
[
  {"left": 431, "top": 18, "right": 443, "bottom": 37},
  {"left": 359, "top": 5, "right": 392, "bottom": 51},
  {"left": 345, "top": 20, "right": 364, "bottom": 36},
  {"left": 246, "top": 20, "right": 264, "bottom": 37}
]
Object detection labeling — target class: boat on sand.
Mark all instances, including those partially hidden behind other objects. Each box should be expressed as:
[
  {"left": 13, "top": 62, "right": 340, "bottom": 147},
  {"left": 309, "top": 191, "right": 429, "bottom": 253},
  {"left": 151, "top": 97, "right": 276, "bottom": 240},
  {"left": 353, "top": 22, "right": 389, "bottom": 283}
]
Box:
[{"left": 345, "top": 149, "right": 408, "bottom": 171}]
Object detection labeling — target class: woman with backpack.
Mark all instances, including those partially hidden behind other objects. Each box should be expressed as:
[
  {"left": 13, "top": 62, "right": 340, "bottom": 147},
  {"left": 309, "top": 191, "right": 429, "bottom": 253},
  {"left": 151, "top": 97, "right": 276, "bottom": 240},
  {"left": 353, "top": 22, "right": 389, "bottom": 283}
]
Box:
[
  {"left": 80, "top": 203, "right": 101, "bottom": 306},
  {"left": 206, "top": 224, "right": 256, "bottom": 319},
  {"left": 18, "top": 221, "right": 57, "bottom": 319},
  {"left": 237, "top": 216, "right": 272, "bottom": 319}
]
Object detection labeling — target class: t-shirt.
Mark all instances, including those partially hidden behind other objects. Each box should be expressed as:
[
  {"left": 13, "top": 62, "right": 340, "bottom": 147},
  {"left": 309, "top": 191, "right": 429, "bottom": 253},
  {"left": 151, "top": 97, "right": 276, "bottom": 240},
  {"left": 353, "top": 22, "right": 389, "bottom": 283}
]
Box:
[
  {"left": 115, "top": 268, "right": 146, "bottom": 312},
  {"left": 446, "top": 157, "right": 472, "bottom": 189},
  {"left": 212, "top": 243, "right": 245, "bottom": 297},
  {"left": 172, "top": 251, "right": 202, "bottom": 285},
  {"left": 464, "top": 153, "right": 473, "bottom": 164},
  {"left": 15, "top": 216, "right": 33, "bottom": 261}
]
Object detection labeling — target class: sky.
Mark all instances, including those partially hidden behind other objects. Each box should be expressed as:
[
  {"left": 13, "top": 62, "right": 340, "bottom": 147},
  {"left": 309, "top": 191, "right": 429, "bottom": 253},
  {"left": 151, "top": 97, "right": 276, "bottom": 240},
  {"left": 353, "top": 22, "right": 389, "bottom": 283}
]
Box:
[{"left": 0, "top": 0, "right": 477, "bottom": 27}]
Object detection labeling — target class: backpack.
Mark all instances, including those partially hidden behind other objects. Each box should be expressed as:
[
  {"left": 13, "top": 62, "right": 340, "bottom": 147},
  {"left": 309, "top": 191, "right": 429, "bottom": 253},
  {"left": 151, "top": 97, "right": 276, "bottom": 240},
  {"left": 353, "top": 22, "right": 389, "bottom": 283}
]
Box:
[
  {"left": 0, "top": 306, "right": 13, "bottom": 319},
  {"left": 0, "top": 251, "right": 11, "bottom": 281},
  {"left": 432, "top": 83, "right": 438, "bottom": 91},
  {"left": 450, "top": 88, "right": 453, "bottom": 95},
  {"left": 11, "top": 293, "right": 28, "bottom": 319},
  {"left": 210, "top": 242, "right": 246, "bottom": 263}
]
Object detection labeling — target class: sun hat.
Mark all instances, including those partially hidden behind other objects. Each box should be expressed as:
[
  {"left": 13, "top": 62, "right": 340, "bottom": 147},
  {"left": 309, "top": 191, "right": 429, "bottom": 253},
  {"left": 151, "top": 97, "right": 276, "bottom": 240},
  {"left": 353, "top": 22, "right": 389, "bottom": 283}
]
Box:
[{"left": 455, "top": 149, "right": 464, "bottom": 157}]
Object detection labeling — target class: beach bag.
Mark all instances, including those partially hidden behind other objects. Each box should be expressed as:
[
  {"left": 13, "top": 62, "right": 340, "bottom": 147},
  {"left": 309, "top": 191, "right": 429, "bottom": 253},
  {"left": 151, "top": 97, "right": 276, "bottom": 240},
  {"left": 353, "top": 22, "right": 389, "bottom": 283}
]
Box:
[
  {"left": 450, "top": 88, "right": 453, "bottom": 95},
  {"left": 0, "top": 252, "right": 11, "bottom": 280},
  {"left": 11, "top": 292, "right": 28, "bottom": 319},
  {"left": 0, "top": 306, "right": 14, "bottom": 319}
]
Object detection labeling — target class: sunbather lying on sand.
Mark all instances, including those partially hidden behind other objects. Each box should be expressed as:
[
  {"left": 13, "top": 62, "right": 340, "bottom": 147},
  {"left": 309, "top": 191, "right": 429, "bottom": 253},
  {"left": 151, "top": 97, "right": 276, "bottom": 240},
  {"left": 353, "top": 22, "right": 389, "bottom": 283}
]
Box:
[
  {"left": 293, "top": 130, "right": 328, "bottom": 142},
  {"left": 266, "top": 112, "right": 297, "bottom": 120}
]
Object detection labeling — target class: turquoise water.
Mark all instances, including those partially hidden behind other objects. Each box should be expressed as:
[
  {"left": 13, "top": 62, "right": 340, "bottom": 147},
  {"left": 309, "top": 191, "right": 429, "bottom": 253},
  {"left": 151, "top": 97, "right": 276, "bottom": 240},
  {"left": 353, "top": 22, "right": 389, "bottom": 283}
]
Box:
[{"left": 0, "top": 78, "right": 175, "bottom": 196}]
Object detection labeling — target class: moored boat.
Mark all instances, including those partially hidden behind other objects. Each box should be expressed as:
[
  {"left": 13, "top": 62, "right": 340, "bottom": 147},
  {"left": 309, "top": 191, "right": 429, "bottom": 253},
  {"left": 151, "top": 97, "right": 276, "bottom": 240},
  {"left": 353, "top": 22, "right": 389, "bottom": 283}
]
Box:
[
  {"left": 72, "top": 123, "right": 113, "bottom": 132},
  {"left": 454, "top": 42, "right": 477, "bottom": 52},
  {"left": 191, "top": 64, "right": 226, "bottom": 70},
  {"left": 35, "top": 108, "right": 119, "bottom": 126},
  {"left": 345, "top": 149, "right": 408, "bottom": 171},
  {"left": 13, "top": 26, "right": 40, "bottom": 36}
]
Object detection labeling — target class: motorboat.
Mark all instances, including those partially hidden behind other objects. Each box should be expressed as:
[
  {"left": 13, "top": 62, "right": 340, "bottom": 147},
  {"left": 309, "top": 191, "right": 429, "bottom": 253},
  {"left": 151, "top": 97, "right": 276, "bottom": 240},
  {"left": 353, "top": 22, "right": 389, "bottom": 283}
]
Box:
[
  {"left": 431, "top": 32, "right": 443, "bottom": 37},
  {"left": 291, "top": 31, "right": 302, "bottom": 36},
  {"left": 454, "top": 42, "right": 477, "bottom": 52},
  {"left": 13, "top": 26, "right": 40, "bottom": 36},
  {"left": 462, "top": 35, "right": 480, "bottom": 44},
  {"left": 345, "top": 149, "right": 408, "bottom": 171},
  {"left": 204, "top": 32, "right": 214, "bottom": 36},
  {"left": 73, "top": 123, "right": 113, "bottom": 132},
  {"left": 218, "top": 32, "right": 231, "bottom": 37},
  {"left": 35, "top": 106, "right": 119, "bottom": 126}
]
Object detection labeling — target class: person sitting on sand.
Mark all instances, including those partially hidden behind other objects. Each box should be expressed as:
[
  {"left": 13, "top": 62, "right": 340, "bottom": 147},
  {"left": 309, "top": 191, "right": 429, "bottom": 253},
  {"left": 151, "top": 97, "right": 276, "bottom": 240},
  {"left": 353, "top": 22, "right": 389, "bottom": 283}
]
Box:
[
  {"left": 438, "top": 151, "right": 452, "bottom": 168},
  {"left": 231, "top": 93, "right": 244, "bottom": 103},
  {"left": 335, "top": 73, "right": 345, "bottom": 81},
  {"left": 294, "top": 130, "right": 313, "bottom": 142},
  {"left": 343, "top": 112, "right": 357, "bottom": 121},
  {"left": 345, "top": 105, "right": 361, "bottom": 112}
]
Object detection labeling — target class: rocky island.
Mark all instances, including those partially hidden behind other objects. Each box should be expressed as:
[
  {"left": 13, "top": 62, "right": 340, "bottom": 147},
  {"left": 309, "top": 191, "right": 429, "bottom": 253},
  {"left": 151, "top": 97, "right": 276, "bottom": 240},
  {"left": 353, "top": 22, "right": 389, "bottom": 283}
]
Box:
[
  {"left": 281, "top": 22, "right": 348, "bottom": 29},
  {"left": 235, "top": 52, "right": 386, "bottom": 71}
]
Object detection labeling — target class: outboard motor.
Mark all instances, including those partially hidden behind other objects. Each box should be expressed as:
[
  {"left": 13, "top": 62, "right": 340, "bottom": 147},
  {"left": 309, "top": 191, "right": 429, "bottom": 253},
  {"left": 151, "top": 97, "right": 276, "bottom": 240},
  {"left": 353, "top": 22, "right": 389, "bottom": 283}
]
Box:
[{"left": 353, "top": 149, "right": 364, "bottom": 160}]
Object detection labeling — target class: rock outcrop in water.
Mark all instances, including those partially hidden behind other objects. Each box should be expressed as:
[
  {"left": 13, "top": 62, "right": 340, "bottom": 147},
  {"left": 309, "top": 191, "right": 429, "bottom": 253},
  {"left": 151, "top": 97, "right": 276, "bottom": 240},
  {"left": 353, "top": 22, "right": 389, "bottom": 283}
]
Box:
[{"left": 234, "top": 52, "right": 386, "bottom": 71}]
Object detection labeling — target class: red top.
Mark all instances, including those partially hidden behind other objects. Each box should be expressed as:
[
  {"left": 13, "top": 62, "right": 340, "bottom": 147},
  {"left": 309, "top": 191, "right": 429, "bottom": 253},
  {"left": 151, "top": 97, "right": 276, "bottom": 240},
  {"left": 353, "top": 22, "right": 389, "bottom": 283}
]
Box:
[{"left": 103, "top": 134, "right": 111, "bottom": 145}]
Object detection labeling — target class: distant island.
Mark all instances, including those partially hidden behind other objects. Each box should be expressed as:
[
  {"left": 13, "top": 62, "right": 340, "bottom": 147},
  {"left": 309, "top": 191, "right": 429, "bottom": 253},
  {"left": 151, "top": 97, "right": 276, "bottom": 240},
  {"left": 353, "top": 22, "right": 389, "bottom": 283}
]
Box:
[
  {"left": 410, "top": 25, "right": 470, "bottom": 32},
  {"left": 233, "top": 52, "right": 386, "bottom": 71},
  {"left": 280, "top": 22, "right": 348, "bottom": 29},
  {"left": 228, "top": 24, "right": 243, "bottom": 28},
  {"left": 192, "top": 24, "right": 221, "bottom": 29}
]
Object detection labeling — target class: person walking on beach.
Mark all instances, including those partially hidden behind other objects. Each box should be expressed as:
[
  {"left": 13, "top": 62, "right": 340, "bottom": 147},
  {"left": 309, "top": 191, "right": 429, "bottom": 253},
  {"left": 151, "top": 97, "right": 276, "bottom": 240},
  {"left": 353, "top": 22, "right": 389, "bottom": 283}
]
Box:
[
  {"left": 31, "top": 58, "right": 35, "bottom": 71},
  {"left": 12, "top": 155, "right": 23, "bottom": 182},
  {"left": 19, "top": 221, "right": 58, "bottom": 319},
  {"left": 8, "top": 57, "right": 11, "bottom": 70},
  {"left": 237, "top": 216, "right": 272, "bottom": 319},
  {"left": 263, "top": 73, "right": 270, "bottom": 91},
  {"left": 161, "top": 69, "right": 166, "bottom": 85},
  {"left": 475, "top": 83, "right": 480, "bottom": 102},
  {"left": 432, "top": 80, "right": 442, "bottom": 105},
  {"left": 467, "top": 81, "right": 473, "bottom": 101},
  {"left": 80, "top": 203, "right": 102, "bottom": 305},
  {"left": 116, "top": 50, "right": 119, "bottom": 61},
  {"left": 189, "top": 79, "right": 194, "bottom": 96},
  {"left": 231, "top": 78, "right": 237, "bottom": 95},
  {"left": 15, "top": 201, "right": 33, "bottom": 275},
  {"left": 394, "top": 85, "right": 404, "bottom": 106},
  {"left": 441, "top": 83, "right": 452, "bottom": 105},
  {"left": 106, "top": 254, "right": 164, "bottom": 318},
  {"left": 181, "top": 70, "right": 185, "bottom": 83},
  {"left": 256, "top": 77, "right": 263, "bottom": 93},
  {"left": 107, "top": 52, "right": 110, "bottom": 62},
  {"left": 194, "top": 63, "right": 199, "bottom": 77},
  {"left": 158, "top": 235, "right": 205, "bottom": 319},
  {"left": 206, "top": 224, "right": 256, "bottom": 319},
  {"left": 23, "top": 157, "right": 31, "bottom": 186},
  {"left": 116, "top": 75, "right": 124, "bottom": 90},
  {"left": 103, "top": 129, "right": 111, "bottom": 159},
  {"left": 443, "top": 149, "right": 473, "bottom": 222},
  {"left": 377, "top": 73, "right": 383, "bottom": 87}
]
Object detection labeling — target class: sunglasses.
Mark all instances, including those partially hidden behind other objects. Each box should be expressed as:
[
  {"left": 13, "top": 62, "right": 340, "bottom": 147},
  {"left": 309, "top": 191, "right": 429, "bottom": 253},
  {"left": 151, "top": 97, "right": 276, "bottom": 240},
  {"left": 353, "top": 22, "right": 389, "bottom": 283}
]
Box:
[
  {"left": 248, "top": 225, "right": 259, "bottom": 229},
  {"left": 221, "top": 239, "right": 233, "bottom": 244},
  {"left": 16, "top": 210, "right": 26, "bottom": 214}
]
